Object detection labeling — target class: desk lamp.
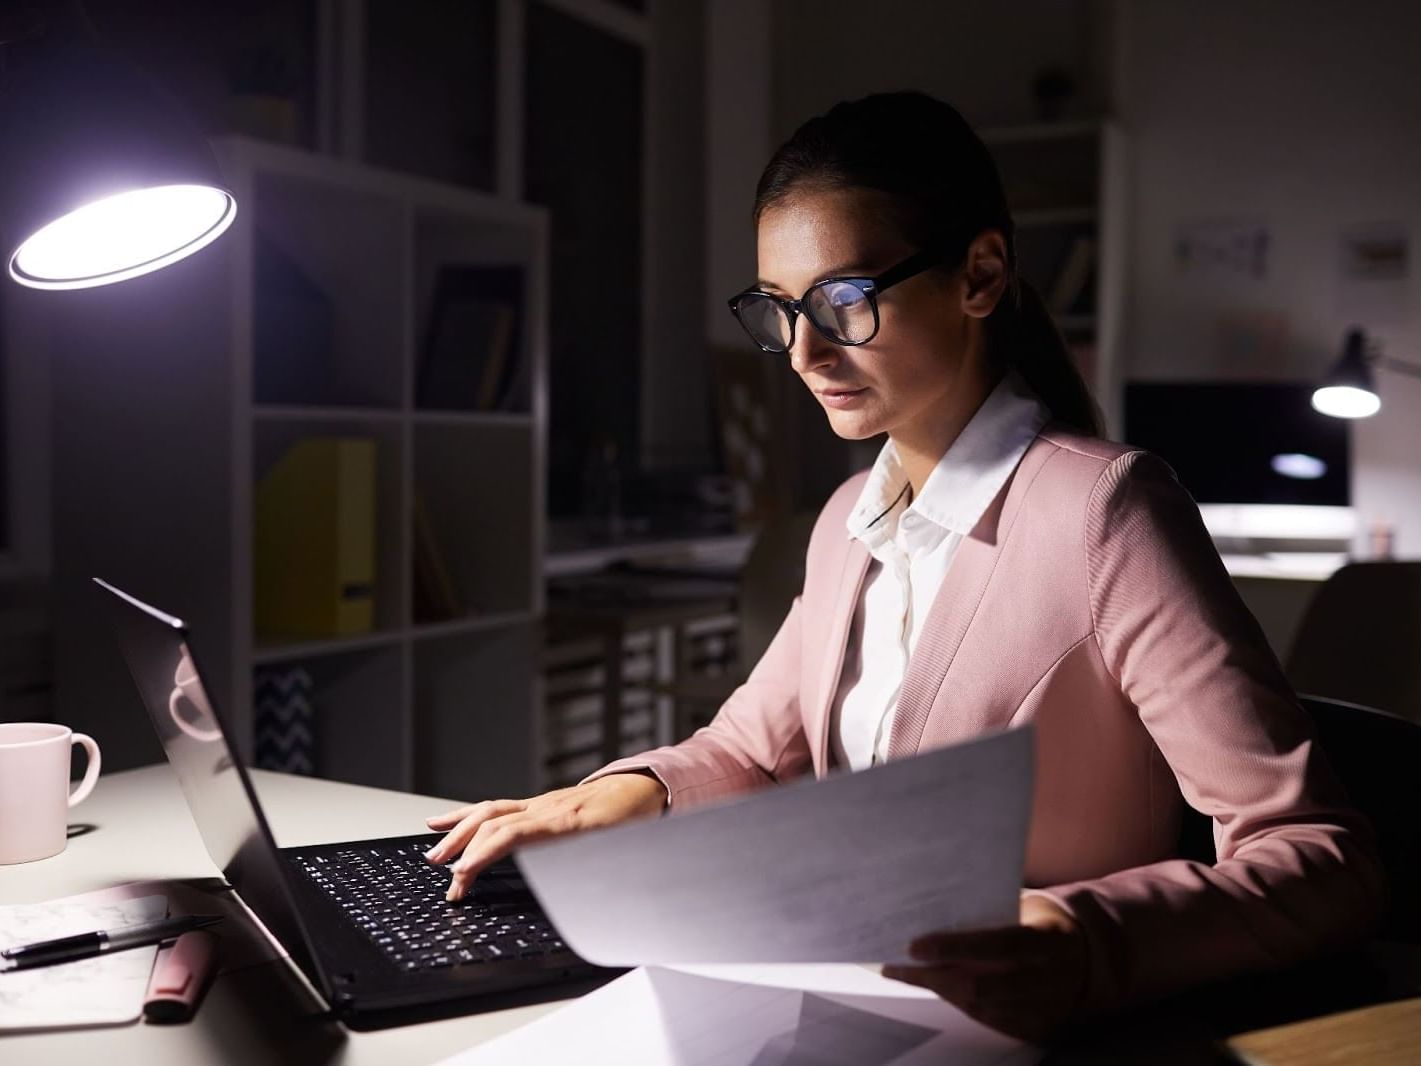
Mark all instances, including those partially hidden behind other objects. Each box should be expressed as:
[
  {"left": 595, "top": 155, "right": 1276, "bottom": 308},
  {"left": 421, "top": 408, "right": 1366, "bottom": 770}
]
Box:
[
  {"left": 1312, "top": 327, "right": 1421, "bottom": 419},
  {"left": 0, "top": 1, "right": 236, "bottom": 291}
]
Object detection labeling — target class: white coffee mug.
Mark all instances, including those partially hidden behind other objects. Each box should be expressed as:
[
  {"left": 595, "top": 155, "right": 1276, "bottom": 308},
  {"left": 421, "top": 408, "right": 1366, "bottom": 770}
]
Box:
[{"left": 0, "top": 722, "right": 102, "bottom": 864}]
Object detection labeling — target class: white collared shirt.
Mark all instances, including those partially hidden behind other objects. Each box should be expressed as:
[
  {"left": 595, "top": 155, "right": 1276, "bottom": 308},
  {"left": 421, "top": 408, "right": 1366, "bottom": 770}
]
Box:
[{"left": 829, "top": 374, "right": 1049, "bottom": 771}]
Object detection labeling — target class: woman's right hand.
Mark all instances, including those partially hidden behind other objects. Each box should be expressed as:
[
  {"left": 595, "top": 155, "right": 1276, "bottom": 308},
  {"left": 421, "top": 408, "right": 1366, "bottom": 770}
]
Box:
[{"left": 423, "top": 771, "right": 669, "bottom": 901}]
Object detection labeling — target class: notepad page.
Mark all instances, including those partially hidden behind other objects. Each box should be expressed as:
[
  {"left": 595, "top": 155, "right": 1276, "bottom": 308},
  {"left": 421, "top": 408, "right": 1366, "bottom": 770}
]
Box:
[
  {"left": 437, "top": 965, "right": 1041, "bottom": 1066},
  {"left": 0, "top": 894, "right": 167, "bottom": 1031}
]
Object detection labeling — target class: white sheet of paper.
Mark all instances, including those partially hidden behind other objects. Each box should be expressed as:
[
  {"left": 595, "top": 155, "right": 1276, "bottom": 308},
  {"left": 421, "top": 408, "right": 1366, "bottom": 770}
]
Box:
[
  {"left": 517, "top": 725, "right": 1033, "bottom": 966},
  {"left": 437, "top": 964, "right": 1042, "bottom": 1066},
  {"left": 0, "top": 894, "right": 167, "bottom": 1031}
]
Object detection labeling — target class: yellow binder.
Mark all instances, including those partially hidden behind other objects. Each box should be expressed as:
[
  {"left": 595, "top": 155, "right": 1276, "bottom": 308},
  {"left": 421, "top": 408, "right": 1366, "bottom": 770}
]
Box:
[{"left": 255, "top": 437, "right": 377, "bottom": 638}]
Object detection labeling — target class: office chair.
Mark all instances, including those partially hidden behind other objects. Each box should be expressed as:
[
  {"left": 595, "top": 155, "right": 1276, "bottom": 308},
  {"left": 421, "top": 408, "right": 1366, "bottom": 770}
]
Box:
[
  {"left": 1284, "top": 561, "right": 1421, "bottom": 724},
  {"left": 1176, "top": 694, "right": 1421, "bottom": 943}
]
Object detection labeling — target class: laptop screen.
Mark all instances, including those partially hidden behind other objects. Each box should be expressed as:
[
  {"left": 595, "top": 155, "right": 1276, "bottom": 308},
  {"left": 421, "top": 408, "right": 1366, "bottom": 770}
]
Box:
[{"left": 95, "top": 578, "right": 330, "bottom": 1001}]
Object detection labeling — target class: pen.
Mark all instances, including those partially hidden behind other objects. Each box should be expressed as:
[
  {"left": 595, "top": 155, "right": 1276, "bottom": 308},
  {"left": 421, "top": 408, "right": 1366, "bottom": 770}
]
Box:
[{"left": 0, "top": 914, "right": 224, "bottom": 971}]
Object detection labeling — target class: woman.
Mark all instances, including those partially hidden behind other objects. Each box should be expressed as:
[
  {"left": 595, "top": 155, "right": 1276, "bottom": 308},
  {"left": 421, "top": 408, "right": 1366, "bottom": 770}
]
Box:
[{"left": 424, "top": 92, "right": 1384, "bottom": 1040}]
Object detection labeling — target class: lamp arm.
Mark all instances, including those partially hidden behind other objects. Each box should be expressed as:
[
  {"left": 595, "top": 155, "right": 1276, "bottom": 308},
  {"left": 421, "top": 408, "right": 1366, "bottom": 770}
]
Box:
[{"left": 1381, "top": 356, "right": 1421, "bottom": 381}]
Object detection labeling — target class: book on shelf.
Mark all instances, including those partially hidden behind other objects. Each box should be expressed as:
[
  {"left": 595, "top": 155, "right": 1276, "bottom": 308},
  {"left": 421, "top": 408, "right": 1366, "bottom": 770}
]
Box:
[
  {"left": 1047, "top": 235, "right": 1096, "bottom": 315},
  {"left": 254, "top": 437, "right": 377, "bottom": 639},
  {"left": 253, "top": 666, "right": 316, "bottom": 775},
  {"left": 412, "top": 492, "right": 463, "bottom": 623},
  {"left": 416, "top": 263, "right": 525, "bottom": 412},
  {"left": 475, "top": 306, "right": 516, "bottom": 409}
]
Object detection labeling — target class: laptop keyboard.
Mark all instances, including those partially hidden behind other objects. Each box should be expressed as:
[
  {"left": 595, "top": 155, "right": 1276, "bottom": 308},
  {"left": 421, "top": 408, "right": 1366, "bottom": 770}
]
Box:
[{"left": 291, "top": 842, "right": 568, "bottom": 973}]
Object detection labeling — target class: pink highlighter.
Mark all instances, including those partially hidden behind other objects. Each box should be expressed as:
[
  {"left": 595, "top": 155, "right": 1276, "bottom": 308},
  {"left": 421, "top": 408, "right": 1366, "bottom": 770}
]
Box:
[{"left": 143, "top": 930, "right": 220, "bottom": 1023}]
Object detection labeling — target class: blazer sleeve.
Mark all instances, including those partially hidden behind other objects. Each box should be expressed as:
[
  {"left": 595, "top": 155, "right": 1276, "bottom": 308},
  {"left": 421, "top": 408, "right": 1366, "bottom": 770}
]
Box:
[
  {"left": 1030, "top": 450, "right": 1387, "bottom": 1013},
  {"left": 581, "top": 592, "right": 814, "bottom": 810}
]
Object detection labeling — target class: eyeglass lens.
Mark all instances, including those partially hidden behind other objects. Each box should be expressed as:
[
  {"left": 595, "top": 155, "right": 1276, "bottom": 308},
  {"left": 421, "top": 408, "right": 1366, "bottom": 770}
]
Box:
[
  {"left": 738, "top": 281, "right": 877, "bottom": 352},
  {"left": 737, "top": 294, "right": 793, "bottom": 351},
  {"left": 806, "top": 281, "right": 876, "bottom": 345}
]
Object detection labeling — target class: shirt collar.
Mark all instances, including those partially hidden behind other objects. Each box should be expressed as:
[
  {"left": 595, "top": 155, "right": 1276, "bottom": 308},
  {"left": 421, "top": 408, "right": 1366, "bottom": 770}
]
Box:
[{"left": 845, "top": 373, "right": 1049, "bottom": 547}]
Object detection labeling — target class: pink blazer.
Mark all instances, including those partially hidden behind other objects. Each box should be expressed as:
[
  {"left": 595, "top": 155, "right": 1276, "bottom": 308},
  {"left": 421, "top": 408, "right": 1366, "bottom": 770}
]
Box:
[{"left": 591, "top": 427, "right": 1385, "bottom": 1012}]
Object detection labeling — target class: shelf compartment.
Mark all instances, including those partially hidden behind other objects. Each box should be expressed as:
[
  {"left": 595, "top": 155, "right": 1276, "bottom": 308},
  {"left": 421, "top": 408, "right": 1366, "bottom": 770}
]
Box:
[
  {"left": 253, "top": 645, "right": 407, "bottom": 790},
  {"left": 1015, "top": 219, "right": 1098, "bottom": 320},
  {"left": 251, "top": 171, "right": 407, "bottom": 408},
  {"left": 412, "top": 210, "right": 540, "bottom": 416},
  {"left": 990, "top": 132, "right": 1100, "bottom": 214},
  {"left": 414, "top": 625, "right": 538, "bottom": 798},
  {"left": 412, "top": 421, "right": 536, "bottom": 623},
  {"left": 253, "top": 418, "right": 408, "bottom": 640}
]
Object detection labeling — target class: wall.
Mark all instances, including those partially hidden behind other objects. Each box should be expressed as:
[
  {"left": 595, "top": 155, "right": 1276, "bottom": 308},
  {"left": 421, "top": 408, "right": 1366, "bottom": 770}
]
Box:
[
  {"left": 1117, "top": 0, "right": 1421, "bottom": 555},
  {"left": 0, "top": 287, "right": 50, "bottom": 581},
  {"left": 771, "top": 0, "right": 1110, "bottom": 138}
]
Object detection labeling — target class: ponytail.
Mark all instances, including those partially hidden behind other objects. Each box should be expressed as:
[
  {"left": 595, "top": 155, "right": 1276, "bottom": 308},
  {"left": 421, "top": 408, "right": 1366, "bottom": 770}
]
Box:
[{"left": 987, "top": 275, "right": 1102, "bottom": 436}]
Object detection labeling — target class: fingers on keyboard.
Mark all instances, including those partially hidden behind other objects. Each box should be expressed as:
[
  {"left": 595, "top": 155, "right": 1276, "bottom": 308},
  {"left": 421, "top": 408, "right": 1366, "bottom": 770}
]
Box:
[
  {"left": 425, "top": 800, "right": 527, "bottom": 864},
  {"left": 294, "top": 844, "right": 565, "bottom": 971}
]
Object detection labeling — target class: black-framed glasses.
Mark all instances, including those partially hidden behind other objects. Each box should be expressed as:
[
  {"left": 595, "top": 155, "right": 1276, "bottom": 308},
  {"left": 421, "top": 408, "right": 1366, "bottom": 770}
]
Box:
[{"left": 727, "top": 247, "right": 943, "bottom": 354}]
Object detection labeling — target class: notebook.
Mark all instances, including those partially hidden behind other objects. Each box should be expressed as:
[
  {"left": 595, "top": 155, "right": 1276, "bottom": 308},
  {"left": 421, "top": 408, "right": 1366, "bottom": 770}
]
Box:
[{"left": 0, "top": 894, "right": 166, "bottom": 1031}]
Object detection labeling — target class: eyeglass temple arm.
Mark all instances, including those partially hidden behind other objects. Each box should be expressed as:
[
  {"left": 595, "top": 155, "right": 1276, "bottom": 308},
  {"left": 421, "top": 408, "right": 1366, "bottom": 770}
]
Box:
[{"left": 874, "top": 248, "right": 944, "bottom": 291}]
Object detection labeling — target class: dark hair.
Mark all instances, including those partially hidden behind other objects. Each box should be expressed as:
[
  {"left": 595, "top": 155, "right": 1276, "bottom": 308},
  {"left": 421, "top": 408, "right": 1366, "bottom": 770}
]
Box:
[{"left": 753, "top": 91, "right": 1101, "bottom": 437}]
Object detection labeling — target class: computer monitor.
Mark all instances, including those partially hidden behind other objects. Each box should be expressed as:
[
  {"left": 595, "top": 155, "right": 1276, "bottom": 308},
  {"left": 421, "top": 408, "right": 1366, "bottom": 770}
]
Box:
[{"left": 1124, "top": 381, "right": 1350, "bottom": 507}]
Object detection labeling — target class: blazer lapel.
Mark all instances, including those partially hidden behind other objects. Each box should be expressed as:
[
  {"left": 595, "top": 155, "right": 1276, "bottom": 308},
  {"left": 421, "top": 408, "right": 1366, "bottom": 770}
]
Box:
[
  {"left": 885, "top": 440, "right": 1055, "bottom": 759},
  {"left": 806, "top": 538, "right": 872, "bottom": 777}
]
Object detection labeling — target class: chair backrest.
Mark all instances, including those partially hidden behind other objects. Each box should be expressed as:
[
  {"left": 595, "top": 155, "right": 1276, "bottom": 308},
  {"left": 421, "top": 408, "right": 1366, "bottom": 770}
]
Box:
[
  {"left": 1177, "top": 694, "right": 1421, "bottom": 942},
  {"left": 1284, "top": 561, "right": 1421, "bottom": 724}
]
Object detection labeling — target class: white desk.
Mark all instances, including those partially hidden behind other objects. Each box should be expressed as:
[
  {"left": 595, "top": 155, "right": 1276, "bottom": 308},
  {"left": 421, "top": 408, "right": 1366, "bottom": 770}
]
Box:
[
  {"left": 9, "top": 767, "right": 1420, "bottom": 1066},
  {"left": 0, "top": 765, "right": 580, "bottom": 1064}
]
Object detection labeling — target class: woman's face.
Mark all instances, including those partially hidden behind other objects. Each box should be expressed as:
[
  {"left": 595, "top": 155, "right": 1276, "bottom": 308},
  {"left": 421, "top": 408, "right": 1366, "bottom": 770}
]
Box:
[{"left": 755, "top": 186, "right": 1001, "bottom": 443}]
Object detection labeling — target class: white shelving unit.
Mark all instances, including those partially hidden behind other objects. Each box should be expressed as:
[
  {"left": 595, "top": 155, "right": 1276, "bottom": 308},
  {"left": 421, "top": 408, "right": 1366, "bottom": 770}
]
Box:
[
  {"left": 981, "top": 119, "right": 1128, "bottom": 436},
  {"left": 49, "top": 135, "right": 548, "bottom": 798}
]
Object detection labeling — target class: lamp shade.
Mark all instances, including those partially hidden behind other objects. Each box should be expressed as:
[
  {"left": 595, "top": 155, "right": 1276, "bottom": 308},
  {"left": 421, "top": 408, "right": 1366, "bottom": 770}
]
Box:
[
  {"left": 1311, "top": 328, "right": 1381, "bottom": 419},
  {"left": 0, "top": 40, "right": 236, "bottom": 290}
]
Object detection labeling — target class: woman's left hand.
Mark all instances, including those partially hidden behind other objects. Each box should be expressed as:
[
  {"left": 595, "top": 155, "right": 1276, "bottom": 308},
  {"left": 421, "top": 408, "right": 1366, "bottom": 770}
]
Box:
[{"left": 881, "top": 893, "right": 1089, "bottom": 1043}]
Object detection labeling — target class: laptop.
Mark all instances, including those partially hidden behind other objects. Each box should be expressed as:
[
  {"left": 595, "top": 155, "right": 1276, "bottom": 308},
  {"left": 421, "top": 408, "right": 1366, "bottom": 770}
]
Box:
[{"left": 95, "top": 577, "right": 608, "bottom": 1028}]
